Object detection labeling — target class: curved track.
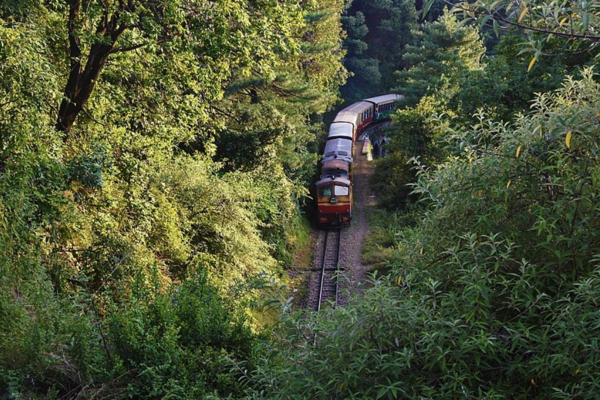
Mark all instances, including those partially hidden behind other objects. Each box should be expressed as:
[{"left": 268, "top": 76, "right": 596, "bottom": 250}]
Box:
[{"left": 315, "top": 229, "right": 343, "bottom": 311}]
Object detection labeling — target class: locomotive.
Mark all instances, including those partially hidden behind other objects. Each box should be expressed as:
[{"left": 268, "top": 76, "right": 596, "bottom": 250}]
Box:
[{"left": 316, "top": 94, "right": 402, "bottom": 226}]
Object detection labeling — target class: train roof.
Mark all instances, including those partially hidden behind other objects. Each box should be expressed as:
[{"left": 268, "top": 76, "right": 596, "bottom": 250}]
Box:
[
  {"left": 333, "top": 101, "right": 373, "bottom": 125},
  {"left": 328, "top": 122, "right": 354, "bottom": 140},
  {"left": 321, "top": 159, "right": 350, "bottom": 181},
  {"left": 320, "top": 168, "right": 349, "bottom": 181},
  {"left": 363, "top": 93, "right": 403, "bottom": 105},
  {"left": 316, "top": 176, "right": 351, "bottom": 187},
  {"left": 322, "top": 138, "right": 353, "bottom": 162}
]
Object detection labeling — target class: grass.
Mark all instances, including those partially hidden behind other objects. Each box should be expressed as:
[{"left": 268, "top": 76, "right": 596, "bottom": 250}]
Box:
[
  {"left": 361, "top": 209, "right": 404, "bottom": 275},
  {"left": 286, "top": 214, "right": 316, "bottom": 308}
]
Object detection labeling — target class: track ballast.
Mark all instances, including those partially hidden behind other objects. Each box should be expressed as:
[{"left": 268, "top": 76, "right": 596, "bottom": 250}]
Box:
[{"left": 314, "top": 228, "right": 343, "bottom": 311}]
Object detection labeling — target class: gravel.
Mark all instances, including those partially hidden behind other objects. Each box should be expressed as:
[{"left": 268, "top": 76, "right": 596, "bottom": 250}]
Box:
[{"left": 305, "top": 136, "right": 377, "bottom": 309}]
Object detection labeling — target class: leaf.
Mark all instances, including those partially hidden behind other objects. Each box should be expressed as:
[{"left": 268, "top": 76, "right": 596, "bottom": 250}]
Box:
[
  {"left": 493, "top": 19, "right": 499, "bottom": 37},
  {"left": 517, "top": 46, "right": 537, "bottom": 55},
  {"left": 516, "top": 145, "right": 522, "bottom": 158},
  {"left": 479, "top": 15, "right": 490, "bottom": 30},
  {"left": 527, "top": 56, "right": 536, "bottom": 72},
  {"left": 518, "top": 7, "right": 529, "bottom": 23},
  {"left": 339, "top": 382, "right": 345, "bottom": 391},
  {"left": 559, "top": 17, "right": 569, "bottom": 27},
  {"left": 506, "top": 180, "right": 512, "bottom": 188},
  {"left": 565, "top": 131, "right": 572, "bottom": 149},
  {"left": 423, "top": 0, "right": 435, "bottom": 19}
]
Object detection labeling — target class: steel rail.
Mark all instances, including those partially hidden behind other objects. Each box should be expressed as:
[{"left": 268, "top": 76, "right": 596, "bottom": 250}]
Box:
[{"left": 316, "top": 228, "right": 342, "bottom": 311}]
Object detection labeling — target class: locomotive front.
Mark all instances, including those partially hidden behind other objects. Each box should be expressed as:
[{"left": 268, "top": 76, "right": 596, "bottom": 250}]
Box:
[
  {"left": 317, "top": 157, "right": 352, "bottom": 225},
  {"left": 316, "top": 178, "right": 352, "bottom": 225}
]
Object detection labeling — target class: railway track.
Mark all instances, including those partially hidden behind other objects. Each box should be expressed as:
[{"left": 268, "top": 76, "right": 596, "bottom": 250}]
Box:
[{"left": 315, "top": 228, "right": 343, "bottom": 311}]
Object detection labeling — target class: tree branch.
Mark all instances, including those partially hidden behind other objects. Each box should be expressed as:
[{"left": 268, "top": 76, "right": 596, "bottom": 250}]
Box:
[
  {"left": 443, "top": 0, "right": 600, "bottom": 42},
  {"left": 109, "top": 42, "right": 146, "bottom": 54},
  {"left": 67, "top": 0, "right": 82, "bottom": 64}
]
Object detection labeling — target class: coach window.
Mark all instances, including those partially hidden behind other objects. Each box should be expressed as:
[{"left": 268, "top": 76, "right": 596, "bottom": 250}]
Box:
[
  {"left": 319, "top": 186, "right": 332, "bottom": 197},
  {"left": 334, "top": 186, "right": 349, "bottom": 196}
]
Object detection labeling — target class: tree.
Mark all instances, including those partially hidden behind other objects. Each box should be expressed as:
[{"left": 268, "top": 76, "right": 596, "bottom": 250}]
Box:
[
  {"left": 341, "top": 0, "right": 418, "bottom": 100},
  {"left": 394, "top": 8, "right": 485, "bottom": 106},
  {"left": 53, "top": 0, "right": 308, "bottom": 136},
  {"left": 436, "top": 0, "right": 600, "bottom": 60},
  {"left": 0, "top": 0, "right": 348, "bottom": 396}
]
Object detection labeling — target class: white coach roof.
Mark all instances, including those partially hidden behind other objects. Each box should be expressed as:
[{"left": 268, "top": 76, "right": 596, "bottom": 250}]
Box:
[
  {"left": 333, "top": 101, "right": 373, "bottom": 126},
  {"left": 328, "top": 122, "right": 354, "bottom": 140},
  {"left": 363, "top": 93, "right": 403, "bottom": 104}
]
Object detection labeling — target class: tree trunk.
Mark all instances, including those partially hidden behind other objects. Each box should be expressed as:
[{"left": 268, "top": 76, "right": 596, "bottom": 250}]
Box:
[
  {"left": 56, "top": 43, "right": 113, "bottom": 134},
  {"left": 56, "top": 0, "right": 129, "bottom": 135}
]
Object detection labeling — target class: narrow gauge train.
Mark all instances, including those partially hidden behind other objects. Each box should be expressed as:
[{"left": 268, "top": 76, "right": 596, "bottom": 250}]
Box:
[{"left": 316, "top": 94, "right": 402, "bottom": 226}]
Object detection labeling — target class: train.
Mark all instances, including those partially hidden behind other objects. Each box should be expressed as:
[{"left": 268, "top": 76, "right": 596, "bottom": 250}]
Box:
[{"left": 316, "top": 94, "right": 402, "bottom": 226}]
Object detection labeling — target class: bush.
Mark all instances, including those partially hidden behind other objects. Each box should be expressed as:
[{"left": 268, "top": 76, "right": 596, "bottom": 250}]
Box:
[{"left": 248, "top": 68, "right": 600, "bottom": 399}]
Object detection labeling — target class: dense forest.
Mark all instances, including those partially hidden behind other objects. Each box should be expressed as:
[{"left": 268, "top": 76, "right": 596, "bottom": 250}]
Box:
[
  {"left": 0, "top": 0, "right": 347, "bottom": 397},
  {"left": 3, "top": 0, "right": 600, "bottom": 398}
]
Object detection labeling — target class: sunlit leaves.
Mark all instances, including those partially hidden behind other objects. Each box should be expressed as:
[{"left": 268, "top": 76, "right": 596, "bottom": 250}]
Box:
[
  {"left": 449, "top": 0, "right": 600, "bottom": 56},
  {"left": 518, "top": 7, "right": 529, "bottom": 23},
  {"left": 528, "top": 56, "right": 537, "bottom": 71},
  {"left": 0, "top": 0, "right": 347, "bottom": 396}
]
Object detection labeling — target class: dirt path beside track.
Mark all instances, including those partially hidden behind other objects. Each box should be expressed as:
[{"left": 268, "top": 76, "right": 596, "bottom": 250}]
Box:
[{"left": 336, "top": 137, "right": 377, "bottom": 299}]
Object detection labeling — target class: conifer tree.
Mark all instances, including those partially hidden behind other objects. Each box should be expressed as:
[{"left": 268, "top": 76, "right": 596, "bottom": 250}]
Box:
[
  {"left": 341, "top": 0, "right": 418, "bottom": 100},
  {"left": 394, "top": 8, "right": 485, "bottom": 105}
]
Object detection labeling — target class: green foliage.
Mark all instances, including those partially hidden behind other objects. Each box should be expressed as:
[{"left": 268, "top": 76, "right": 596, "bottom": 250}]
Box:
[
  {"left": 448, "top": 34, "right": 583, "bottom": 124},
  {"left": 377, "top": 14, "right": 582, "bottom": 212},
  {"left": 0, "top": 0, "right": 347, "bottom": 397},
  {"left": 371, "top": 95, "right": 452, "bottom": 209},
  {"left": 394, "top": 8, "right": 485, "bottom": 106},
  {"left": 67, "top": 145, "right": 111, "bottom": 189},
  {"left": 412, "top": 68, "right": 600, "bottom": 280},
  {"left": 251, "top": 68, "right": 600, "bottom": 399},
  {"left": 450, "top": 0, "right": 600, "bottom": 57},
  {"left": 370, "top": 10, "right": 486, "bottom": 211},
  {"left": 341, "top": 0, "right": 418, "bottom": 100},
  {"left": 106, "top": 269, "right": 259, "bottom": 399}
]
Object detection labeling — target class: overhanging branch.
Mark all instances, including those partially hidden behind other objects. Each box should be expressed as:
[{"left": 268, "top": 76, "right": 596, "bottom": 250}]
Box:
[{"left": 442, "top": 0, "right": 600, "bottom": 42}]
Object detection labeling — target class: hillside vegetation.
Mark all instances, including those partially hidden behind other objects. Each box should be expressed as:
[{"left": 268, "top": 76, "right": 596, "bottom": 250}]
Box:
[
  {"left": 0, "top": 0, "right": 346, "bottom": 397},
  {"left": 243, "top": 1, "right": 600, "bottom": 399},
  {"left": 4, "top": 0, "right": 600, "bottom": 398}
]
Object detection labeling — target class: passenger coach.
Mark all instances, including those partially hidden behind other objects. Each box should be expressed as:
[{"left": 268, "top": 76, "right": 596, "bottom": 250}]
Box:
[{"left": 317, "top": 93, "right": 402, "bottom": 226}]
